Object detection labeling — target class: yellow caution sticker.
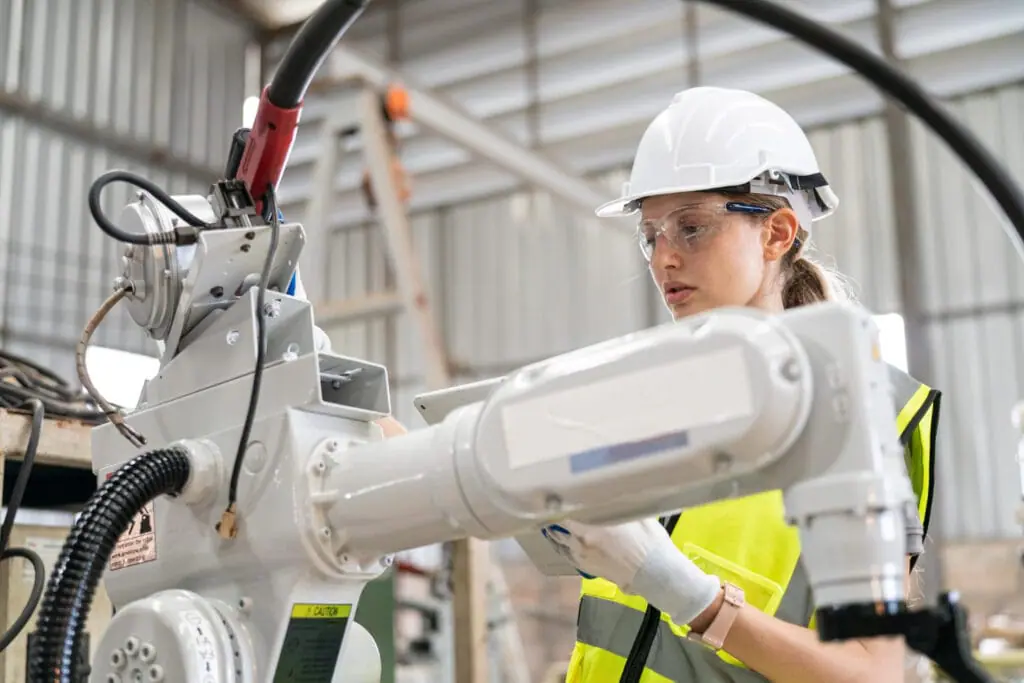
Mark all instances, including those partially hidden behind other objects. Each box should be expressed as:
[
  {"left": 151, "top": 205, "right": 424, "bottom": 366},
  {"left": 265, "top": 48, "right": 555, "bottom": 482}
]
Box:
[
  {"left": 273, "top": 603, "right": 354, "bottom": 681},
  {"left": 289, "top": 603, "right": 352, "bottom": 619}
]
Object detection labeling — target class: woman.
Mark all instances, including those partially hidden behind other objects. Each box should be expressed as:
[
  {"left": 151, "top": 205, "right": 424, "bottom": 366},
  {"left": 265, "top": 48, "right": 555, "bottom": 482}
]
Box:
[{"left": 542, "top": 87, "right": 941, "bottom": 683}]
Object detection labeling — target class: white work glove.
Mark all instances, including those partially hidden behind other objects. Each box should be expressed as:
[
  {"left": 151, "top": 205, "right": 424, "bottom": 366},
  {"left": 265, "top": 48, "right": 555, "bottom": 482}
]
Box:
[{"left": 544, "top": 519, "right": 721, "bottom": 627}]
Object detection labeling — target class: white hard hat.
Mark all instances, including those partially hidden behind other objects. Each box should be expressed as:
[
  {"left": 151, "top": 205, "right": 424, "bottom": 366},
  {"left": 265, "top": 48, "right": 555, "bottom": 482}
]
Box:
[{"left": 596, "top": 87, "right": 839, "bottom": 231}]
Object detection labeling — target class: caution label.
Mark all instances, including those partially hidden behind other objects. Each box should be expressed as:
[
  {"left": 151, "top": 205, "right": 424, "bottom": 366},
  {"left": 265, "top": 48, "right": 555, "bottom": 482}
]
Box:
[
  {"left": 272, "top": 603, "right": 352, "bottom": 682},
  {"left": 105, "top": 471, "right": 158, "bottom": 571}
]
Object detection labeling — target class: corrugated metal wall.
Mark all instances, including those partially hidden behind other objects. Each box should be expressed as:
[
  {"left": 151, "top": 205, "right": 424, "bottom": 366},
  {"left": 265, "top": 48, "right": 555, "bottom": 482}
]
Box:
[
  {"left": 0, "top": 0, "right": 250, "bottom": 379},
  {"left": 912, "top": 84, "right": 1024, "bottom": 541},
  {"left": 324, "top": 81, "right": 1024, "bottom": 541}
]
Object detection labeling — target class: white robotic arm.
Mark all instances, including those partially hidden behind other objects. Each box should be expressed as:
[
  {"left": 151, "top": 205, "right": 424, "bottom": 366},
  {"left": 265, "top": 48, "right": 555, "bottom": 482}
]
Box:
[{"left": 25, "top": 183, "right": 918, "bottom": 682}]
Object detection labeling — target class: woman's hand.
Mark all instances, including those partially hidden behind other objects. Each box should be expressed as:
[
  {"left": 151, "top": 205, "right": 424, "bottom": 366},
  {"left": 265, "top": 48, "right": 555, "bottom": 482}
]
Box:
[
  {"left": 544, "top": 519, "right": 721, "bottom": 627},
  {"left": 544, "top": 519, "right": 669, "bottom": 589}
]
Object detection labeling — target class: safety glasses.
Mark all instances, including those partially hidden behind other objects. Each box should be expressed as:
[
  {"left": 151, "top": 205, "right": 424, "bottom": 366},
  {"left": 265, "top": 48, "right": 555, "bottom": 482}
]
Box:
[{"left": 636, "top": 201, "right": 772, "bottom": 261}]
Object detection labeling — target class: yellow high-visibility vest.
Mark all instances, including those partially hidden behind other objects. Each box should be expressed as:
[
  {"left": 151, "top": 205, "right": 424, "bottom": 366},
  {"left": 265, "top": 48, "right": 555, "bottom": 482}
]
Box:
[{"left": 566, "top": 364, "right": 941, "bottom": 683}]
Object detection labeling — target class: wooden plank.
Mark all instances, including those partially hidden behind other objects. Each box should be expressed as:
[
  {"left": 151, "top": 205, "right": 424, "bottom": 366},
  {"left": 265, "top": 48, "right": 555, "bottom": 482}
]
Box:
[
  {"left": 0, "top": 409, "right": 92, "bottom": 469},
  {"left": 451, "top": 538, "right": 490, "bottom": 683}
]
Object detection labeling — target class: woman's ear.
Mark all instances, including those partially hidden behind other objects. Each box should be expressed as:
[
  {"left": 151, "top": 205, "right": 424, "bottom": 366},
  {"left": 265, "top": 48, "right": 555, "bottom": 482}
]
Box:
[{"left": 761, "top": 208, "right": 800, "bottom": 261}]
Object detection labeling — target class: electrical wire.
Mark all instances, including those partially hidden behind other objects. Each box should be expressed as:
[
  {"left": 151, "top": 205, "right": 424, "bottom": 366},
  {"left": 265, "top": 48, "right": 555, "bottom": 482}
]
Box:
[
  {"left": 88, "top": 170, "right": 207, "bottom": 246},
  {"left": 75, "top": 285, "right": 147, "bottom": 448},
  {"left": 217, "top": 184, "right": 282, "bottom": 539},
  {"left": 0, "top": 398, "right": 46, "bottom": 652}
]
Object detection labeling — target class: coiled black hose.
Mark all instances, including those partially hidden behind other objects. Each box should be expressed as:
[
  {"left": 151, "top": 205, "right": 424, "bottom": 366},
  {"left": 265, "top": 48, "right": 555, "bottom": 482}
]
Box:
[{"left": 27, "top": 446, "right": 191, "bottom": 683}]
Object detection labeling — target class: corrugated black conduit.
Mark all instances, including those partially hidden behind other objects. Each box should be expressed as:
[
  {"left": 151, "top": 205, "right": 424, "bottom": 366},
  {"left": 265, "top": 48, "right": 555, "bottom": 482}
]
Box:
[{"left": 26, "top": 446, "right": 191, "bottom": 683}]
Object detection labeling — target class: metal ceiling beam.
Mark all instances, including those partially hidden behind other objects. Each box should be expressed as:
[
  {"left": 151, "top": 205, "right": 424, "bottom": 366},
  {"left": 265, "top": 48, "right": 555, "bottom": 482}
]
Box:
[
  {"left": 324, "top": 45, "right": 610, "bottom": 218},
  {"left": 277, "top": 31, "right": 1024, "bottom": 229},
  {"left": 288, "top": 0, "right": 1021, "bottom": 168},
  {"left": 0, "top": 89, "right": 220, "bottom": 182},
  {"left": 277, "top": 18, "right": 1024, "bottom": 212}
]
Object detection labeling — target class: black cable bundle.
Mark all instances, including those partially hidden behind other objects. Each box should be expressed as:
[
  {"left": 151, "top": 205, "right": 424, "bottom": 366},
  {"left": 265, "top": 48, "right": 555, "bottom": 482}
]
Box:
[
  {"left": 26, "top": 446, "right": 191, "bottom": 683},
  {"left": 0, "top": 350, "right": 112, "bottom": 656},
  {"left": 0, "top": 350, "right": 107, "bottom": 424}
]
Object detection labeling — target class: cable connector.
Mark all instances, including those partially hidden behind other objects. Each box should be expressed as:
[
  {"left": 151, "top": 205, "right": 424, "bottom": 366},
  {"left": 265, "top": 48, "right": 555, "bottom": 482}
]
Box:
[
  {"left": 216, "top": 503, "right": 239, "bottom": 540},
  {"left": 173, "top": 225, "right": 200, "bottom": 245}
]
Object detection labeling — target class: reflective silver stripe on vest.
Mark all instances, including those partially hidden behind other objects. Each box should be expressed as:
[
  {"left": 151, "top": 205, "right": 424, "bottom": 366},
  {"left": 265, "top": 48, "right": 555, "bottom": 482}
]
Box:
[{"left": 578, "top": 595, "right": 771, "bottom": 682}]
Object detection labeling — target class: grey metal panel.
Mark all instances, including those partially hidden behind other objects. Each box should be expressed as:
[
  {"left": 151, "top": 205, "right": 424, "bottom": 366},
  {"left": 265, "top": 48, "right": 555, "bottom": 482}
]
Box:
[
  {"left": 906, "top": 82, "right": 1024, "bottom": 540},
  {"left": 0, "top": 0, "right": 250, "bottom": 376},
  {"left": 435, "top": 170, "right": 647, "bottom": 375},
  {"left": 808, "top": 117, "right": 903, "bottom": 314}
]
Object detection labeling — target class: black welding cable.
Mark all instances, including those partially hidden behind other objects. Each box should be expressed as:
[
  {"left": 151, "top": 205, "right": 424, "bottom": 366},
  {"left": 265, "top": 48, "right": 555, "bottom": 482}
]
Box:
[
  {"left": 88, "top": 170, "right": 207, "bottom": 246},
  {"left": 0, "top": 399, "right": 45, "bottom": 653},
  {"left": 691, "top": 0, "right": 1024, "bottom": 246},
  {"left": 27, "top": 447, "right": 191, "bottom": 683},
  {"left": 266, "top": 0, "right": 370, "bottom": 109},
  {"left": 0, "top": 351, "right": 107, "bottom": 423},
  {"left": 217, "top": 184, "right": 282, "bottom": 539}
]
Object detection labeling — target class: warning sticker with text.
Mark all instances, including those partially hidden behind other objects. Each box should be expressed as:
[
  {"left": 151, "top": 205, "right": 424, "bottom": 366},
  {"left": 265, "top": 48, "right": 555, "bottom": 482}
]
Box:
[{"left": 105, "top": 471, "right": 158, "bottom": 571}]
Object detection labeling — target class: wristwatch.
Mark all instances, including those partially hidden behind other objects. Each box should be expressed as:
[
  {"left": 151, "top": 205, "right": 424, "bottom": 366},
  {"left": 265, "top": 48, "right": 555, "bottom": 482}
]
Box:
[{"left": 687, "top": 582, "right": 745, "bottom": 651}]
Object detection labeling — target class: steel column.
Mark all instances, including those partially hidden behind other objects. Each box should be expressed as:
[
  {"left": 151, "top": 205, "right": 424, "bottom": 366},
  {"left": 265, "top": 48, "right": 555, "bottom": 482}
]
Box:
[{"left": 875, "top": 0, "right": 944, "bottom": 596}]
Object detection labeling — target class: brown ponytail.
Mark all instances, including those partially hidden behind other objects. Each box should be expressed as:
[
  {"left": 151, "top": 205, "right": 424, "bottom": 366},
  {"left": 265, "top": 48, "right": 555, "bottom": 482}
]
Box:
[{"left": 780, "top": 227, "right": 851, "bottom": 309}]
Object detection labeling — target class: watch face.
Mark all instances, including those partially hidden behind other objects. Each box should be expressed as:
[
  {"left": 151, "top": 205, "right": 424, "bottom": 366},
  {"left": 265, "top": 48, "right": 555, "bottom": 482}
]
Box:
[{"left": 723, "top": 582, "right": 745, "bottom": 606}]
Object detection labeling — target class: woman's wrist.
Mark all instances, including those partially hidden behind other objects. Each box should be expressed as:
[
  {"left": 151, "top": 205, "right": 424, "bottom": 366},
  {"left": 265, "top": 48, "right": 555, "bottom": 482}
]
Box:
[{"left": 688, "top": 585, "right": 725, "bottom": 634}]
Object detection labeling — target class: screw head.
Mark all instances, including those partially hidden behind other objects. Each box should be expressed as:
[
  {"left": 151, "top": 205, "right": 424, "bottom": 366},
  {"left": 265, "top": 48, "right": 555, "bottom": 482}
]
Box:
[
  {"left": 780, "top": 358, "right": 802, "bottom": 382},
  {"left": 263, "top": 300, "right": 281, "bottom": 318}
]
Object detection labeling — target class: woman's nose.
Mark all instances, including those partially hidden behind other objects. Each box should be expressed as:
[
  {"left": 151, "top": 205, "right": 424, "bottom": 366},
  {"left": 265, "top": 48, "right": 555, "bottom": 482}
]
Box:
[{"left": 651, "top": 236, "right": 683, "bottom": 269}]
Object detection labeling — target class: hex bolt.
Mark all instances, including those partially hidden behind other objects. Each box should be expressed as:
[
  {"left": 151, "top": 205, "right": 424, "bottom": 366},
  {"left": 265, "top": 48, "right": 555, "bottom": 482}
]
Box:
[{"left": 263, "top": 300, "right": 281, "bottom": 318}]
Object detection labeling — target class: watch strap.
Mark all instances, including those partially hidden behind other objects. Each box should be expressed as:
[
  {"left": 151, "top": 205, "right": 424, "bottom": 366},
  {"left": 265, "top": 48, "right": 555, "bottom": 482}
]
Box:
[{"left": 687, "top": 581, "right": 744, "bottom": 651}]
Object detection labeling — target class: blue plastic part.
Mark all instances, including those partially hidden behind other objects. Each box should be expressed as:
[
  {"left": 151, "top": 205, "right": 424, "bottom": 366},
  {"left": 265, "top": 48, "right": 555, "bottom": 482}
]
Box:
[{"left": 276, "top": 207, "right": 299, "bottom": 297}]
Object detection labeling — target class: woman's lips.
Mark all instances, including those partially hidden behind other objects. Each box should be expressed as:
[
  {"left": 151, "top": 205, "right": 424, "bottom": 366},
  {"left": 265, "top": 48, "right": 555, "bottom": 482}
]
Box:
[{"left": 664, "top": 286, "right": 696, "bottom": 305}]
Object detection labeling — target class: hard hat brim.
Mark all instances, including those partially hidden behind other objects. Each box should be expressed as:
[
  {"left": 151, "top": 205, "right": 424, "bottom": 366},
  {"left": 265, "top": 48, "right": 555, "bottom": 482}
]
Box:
[{"left": 594, "top": 197, "right": 637, "bottom": 218}]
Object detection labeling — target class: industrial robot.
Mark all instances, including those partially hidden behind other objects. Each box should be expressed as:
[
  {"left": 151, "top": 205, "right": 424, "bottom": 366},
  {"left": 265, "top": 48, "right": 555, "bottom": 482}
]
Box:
[{"left": 25, "top": 1, "right": 1021, "bottom": 681}]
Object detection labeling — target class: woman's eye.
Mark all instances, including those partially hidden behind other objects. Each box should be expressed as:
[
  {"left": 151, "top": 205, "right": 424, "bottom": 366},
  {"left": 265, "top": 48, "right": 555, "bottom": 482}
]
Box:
[{"left": 679, "top": 224, "right": 704, "bottom": 238}]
